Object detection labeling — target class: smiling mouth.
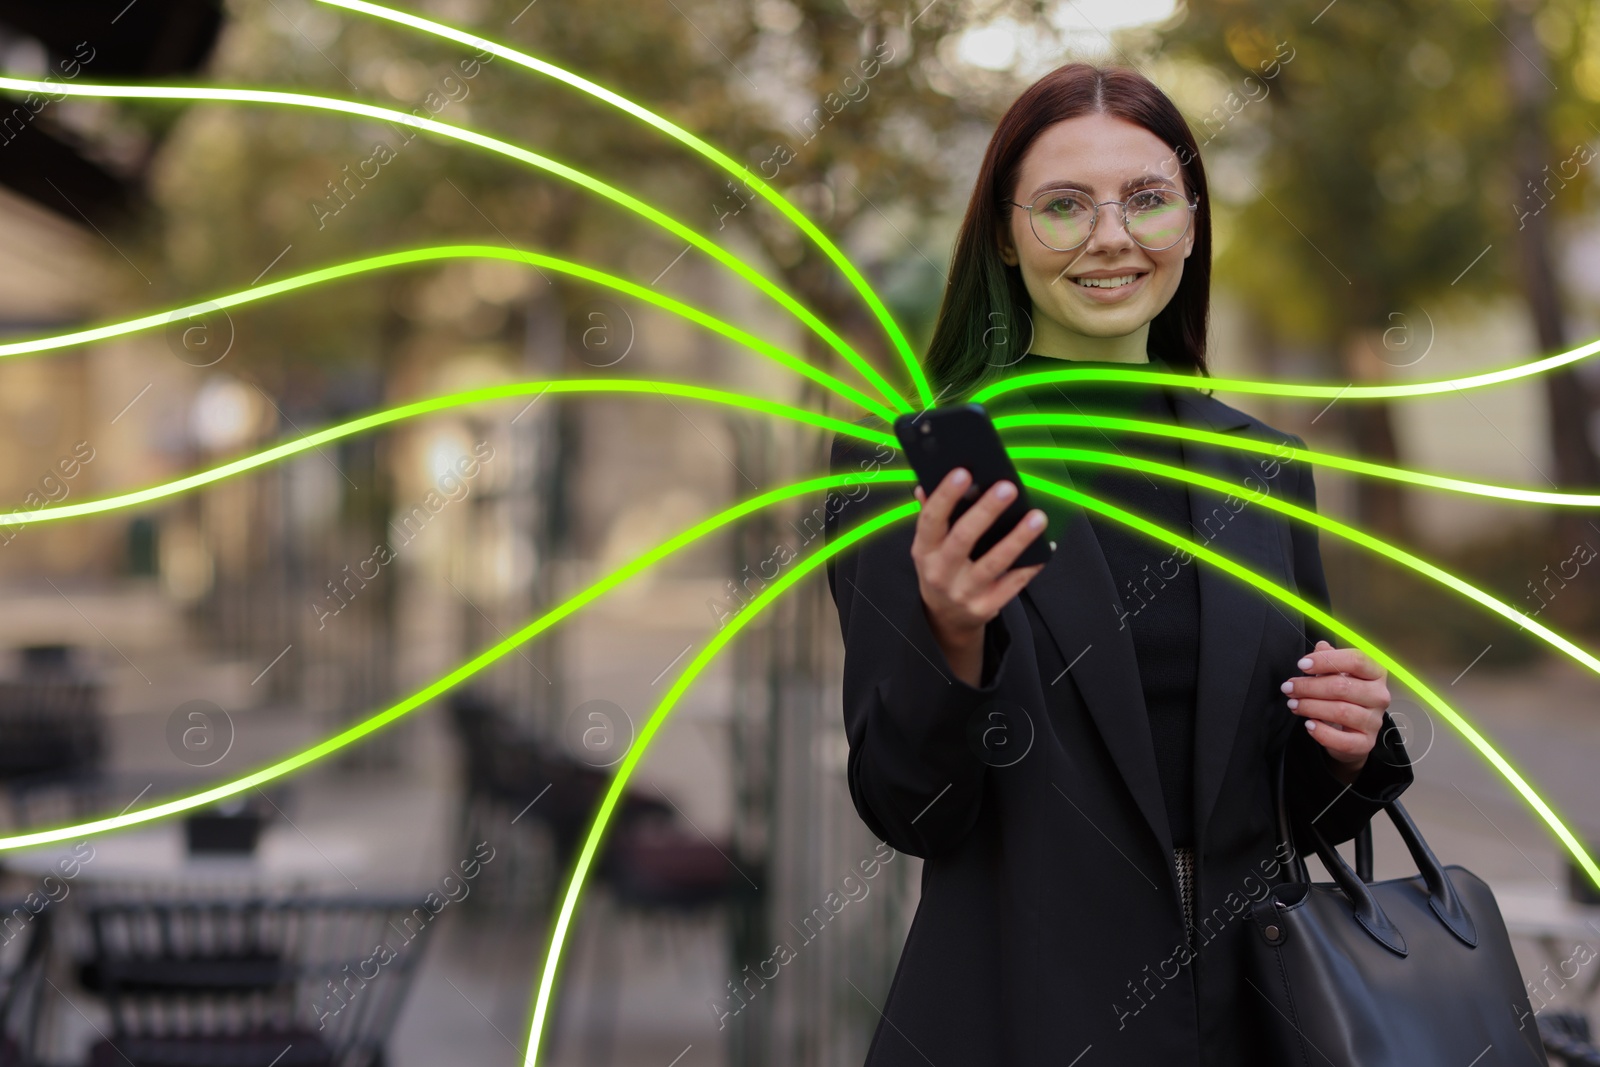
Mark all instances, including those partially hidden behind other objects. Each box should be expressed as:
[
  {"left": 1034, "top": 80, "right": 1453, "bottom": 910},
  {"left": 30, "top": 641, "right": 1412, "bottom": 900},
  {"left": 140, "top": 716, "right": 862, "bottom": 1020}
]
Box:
[{"left": 1072, "top": 272, "right": 1146, "bottom": 290}]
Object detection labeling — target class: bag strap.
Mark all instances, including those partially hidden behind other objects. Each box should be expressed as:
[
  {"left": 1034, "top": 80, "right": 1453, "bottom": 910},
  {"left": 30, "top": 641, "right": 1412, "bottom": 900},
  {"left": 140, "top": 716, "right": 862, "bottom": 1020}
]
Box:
[
  {"left": 1273, "top": 740, "right": 1362, "bottom": 881},
  {"left": 1303, "top": 805, "right": 1409, "bottom": 954},
  {"left": 1272, "top": 744, "right": 1478, "bottom": 953},
  {"left": 1273, "top": 743, "right": 1307, "bottom": 883}
]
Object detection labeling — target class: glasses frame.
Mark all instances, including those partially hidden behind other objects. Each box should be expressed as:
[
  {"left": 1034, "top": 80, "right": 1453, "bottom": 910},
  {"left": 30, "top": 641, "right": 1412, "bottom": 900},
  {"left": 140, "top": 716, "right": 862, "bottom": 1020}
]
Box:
[{"left": 1000, "top": 186, "right": 1200, "bottom": 252}]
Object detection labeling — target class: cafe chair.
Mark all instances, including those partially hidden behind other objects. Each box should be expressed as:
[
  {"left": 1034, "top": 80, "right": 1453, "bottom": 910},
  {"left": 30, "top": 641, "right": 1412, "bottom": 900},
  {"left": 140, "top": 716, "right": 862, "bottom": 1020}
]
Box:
[{"left": 78, "top": 894, "right": 434, "bottom": 1067}]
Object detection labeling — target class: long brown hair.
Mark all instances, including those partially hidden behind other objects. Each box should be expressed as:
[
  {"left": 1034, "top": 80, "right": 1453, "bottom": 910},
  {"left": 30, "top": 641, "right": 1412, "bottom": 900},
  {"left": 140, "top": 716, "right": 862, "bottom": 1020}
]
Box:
[{"left": 923, "top": 63, "right": 1212, "bottom": 402}]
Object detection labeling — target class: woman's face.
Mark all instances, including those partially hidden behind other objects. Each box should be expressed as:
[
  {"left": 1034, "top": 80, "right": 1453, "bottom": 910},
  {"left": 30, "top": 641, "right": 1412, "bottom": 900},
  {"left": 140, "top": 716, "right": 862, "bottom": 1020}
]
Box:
[{"left": 998, "top": 112, "right": 1194, "bottom": 351}]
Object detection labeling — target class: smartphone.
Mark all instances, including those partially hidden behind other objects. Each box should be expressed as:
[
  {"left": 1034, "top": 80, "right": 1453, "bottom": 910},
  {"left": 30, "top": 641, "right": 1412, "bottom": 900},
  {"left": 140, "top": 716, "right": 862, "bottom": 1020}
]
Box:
[{"left": 893, "top": 403, "right": 1053, "bottom": 569}]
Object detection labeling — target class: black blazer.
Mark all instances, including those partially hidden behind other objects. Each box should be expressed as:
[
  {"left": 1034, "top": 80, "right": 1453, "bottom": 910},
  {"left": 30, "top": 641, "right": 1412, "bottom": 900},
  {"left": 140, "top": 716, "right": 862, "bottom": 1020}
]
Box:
[{"left": 824, "top": 382, "right": 1415, "bottom": 1067}]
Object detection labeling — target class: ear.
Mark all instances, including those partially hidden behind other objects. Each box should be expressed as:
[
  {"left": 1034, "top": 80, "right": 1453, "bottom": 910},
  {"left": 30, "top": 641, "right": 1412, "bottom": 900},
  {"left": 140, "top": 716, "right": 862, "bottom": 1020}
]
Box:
[
  {"left": 998, "top": 226, "right": 1019, "bottom": 267},
  {"left": 1182, "top": 230, "right": 1194, "bottom": 260}
]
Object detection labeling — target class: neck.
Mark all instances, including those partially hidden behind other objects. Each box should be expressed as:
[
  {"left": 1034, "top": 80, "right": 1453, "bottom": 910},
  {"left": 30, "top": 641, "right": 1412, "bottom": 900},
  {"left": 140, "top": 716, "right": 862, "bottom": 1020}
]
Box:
[{"left": 1025, "top": 319, "right": 1152, "bottom": 363}]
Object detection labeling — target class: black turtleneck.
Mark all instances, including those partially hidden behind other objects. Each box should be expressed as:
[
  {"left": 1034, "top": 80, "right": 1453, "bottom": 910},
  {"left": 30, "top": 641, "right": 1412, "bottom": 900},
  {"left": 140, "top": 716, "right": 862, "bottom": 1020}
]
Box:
[{"left": 1004, "top": 352, "right": 1202, "bottom": 849}]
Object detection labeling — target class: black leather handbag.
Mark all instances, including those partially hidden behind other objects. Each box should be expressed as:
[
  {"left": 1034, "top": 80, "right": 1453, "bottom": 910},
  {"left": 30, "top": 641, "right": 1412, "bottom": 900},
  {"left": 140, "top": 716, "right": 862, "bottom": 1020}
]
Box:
[{"left": 1243, "top": 751, "right": 1549, "bottom": 1066}]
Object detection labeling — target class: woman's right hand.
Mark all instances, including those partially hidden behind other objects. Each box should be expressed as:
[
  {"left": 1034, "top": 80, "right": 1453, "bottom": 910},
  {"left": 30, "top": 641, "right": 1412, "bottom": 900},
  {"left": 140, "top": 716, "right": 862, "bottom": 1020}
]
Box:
[{"left": 911, "top": 467, "right": 1049, "bottom": 687}]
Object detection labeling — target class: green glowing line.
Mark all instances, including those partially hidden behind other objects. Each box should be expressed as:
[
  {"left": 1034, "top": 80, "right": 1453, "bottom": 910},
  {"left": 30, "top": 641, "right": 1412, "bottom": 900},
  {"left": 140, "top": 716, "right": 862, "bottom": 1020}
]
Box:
[
  {"left": 1018, "top": 471, "right": 1600, "bottom": 894},
  {"left": 0, "top": 244, "right": 897, "bottom": 423},
  {"left": 971, "top": 340, "right": 1600, "bottom": 404},
  {"left": 0, "top": 471, "right": 889, "bottom": 853},
  {"left": 0, "top": 378, "right": 894, "bottom": 528},
  {"left": 0, "top": 76, "right": 911, "bottom": 415},
  {"left": 520, "top": 465, "right": 1600, "bottom": 1063},
  {"left": 13, "top": 27, "right": 1589, "bottom": 1054},
  {"left": 16, "top": 51, "right": 1593, "bottom": 1039},
  {"left": 521, "top": 495, "right": 919, "bottom": 1067},
  {"left": 310, "top": 0, "right": 933, "bottom": 409},
  {"left": 996, "top": 413, "right": 1600, "bottom": 507},
  {"left": 1011, "top": 447, "right": 1600, "bottom": 676}
]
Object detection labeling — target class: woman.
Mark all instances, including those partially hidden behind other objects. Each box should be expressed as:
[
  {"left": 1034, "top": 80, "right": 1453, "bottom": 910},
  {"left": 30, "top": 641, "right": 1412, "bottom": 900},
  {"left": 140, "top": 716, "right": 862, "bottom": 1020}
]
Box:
[{"left": 824, "top": 63, "right": 1415, "bottom": 1065}]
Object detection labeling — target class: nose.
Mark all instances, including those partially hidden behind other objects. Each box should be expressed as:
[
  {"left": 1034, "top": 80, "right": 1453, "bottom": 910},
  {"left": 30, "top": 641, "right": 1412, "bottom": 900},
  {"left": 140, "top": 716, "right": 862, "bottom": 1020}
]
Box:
[{"left": 1084, "top": 201, "right": 1135, "bottom": 253}]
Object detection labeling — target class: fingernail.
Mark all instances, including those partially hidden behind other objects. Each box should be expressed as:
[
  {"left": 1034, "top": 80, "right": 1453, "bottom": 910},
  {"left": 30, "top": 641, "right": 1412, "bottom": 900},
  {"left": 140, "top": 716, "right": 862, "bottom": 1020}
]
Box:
[
  {"left": 952, "top": 468, "right": 970, "bottom": 485},
  {"left": 1027, "top": 511, "right": 1045, "bottom": 528},
  {"left": 996, "top": 481, "right": 1016, "bottom": 500},
  {"left": 1286, "top": 698, "right": 1298, "bottom": 709},
  {"left": 1297, "top": 657, "right": 1313, "bottom": 670},
  {"left": 1279, "top": 680, "right": 1293, "bottom": 694},
  {"left": 1306, "top": 720, "right": 1317, "bottom": 732}
]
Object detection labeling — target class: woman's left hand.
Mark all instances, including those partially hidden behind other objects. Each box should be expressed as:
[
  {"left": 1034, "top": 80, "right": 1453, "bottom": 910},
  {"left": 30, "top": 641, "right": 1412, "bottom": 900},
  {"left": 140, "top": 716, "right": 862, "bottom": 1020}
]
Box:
[{"left": 1281, "top": 639, "right": 1390, "bottom": 785}]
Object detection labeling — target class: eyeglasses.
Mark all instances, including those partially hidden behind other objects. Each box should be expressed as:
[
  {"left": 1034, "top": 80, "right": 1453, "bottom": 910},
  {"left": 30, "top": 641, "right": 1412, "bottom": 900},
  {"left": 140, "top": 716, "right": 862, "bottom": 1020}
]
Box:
[{"left": 1001, "top": 186, "right": 1199, "bottom": 252}]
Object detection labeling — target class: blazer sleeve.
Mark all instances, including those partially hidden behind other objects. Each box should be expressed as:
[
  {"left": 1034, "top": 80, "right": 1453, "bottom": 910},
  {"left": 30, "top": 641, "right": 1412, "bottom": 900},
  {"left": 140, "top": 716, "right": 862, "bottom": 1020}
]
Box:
[
  {"left": 824, "top": 429, "right": 1023, "bottom": 859},
  {"left": 1277, "top": 432, "right": 1414, "bottom": 850}
]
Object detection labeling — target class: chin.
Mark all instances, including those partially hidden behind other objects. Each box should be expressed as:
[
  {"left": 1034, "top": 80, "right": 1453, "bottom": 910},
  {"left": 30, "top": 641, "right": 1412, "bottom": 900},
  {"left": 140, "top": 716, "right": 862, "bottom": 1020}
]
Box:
[{"left": 1060, "top": 310, "right": 1150, "bottom": 338}]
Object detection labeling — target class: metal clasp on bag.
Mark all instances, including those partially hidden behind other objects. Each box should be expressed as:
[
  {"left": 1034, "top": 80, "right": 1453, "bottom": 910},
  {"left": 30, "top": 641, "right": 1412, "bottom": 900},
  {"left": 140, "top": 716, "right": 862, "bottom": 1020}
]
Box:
[{"left": 1254, "top": 899, "right": 1287, "bottom": 945}]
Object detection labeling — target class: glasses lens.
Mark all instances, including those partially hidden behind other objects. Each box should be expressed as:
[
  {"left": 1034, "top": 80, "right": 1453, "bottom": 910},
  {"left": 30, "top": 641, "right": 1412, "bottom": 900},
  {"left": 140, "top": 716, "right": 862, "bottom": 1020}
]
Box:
[
  {"left": 1126, "top": 189, "right": 1192, "bottom": 249},
  {"left": 1032, "top": 190, "right": 1095, "bottom": 250}
]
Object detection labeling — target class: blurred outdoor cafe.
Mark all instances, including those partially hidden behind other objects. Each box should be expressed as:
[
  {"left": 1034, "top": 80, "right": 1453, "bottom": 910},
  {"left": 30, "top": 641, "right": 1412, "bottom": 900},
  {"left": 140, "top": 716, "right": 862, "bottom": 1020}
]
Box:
[
  {"left": 0, "top": 644, "right": 761, "bottom": 1066},
  {"left": 0, "top": 0, "right": 1597, "bottom": 1064}
]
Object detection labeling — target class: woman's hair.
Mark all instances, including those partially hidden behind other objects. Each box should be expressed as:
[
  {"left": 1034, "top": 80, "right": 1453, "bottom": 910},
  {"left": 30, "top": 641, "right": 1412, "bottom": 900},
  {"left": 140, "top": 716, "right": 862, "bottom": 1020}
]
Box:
[{"left": 923, "top": 62, "right": 1212, "bottom": 401}]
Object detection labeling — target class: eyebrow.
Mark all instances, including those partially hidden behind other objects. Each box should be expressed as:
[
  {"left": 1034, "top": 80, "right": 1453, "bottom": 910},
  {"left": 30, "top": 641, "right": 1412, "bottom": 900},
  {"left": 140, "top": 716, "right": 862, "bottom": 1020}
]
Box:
[{"left": 1027, "top": 171, "right": 1180, "bottom": 199}]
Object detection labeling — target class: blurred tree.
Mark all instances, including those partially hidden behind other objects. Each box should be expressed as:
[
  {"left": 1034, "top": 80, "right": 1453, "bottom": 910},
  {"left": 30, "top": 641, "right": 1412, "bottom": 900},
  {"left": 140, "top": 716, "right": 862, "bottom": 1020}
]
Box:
[
  {"left": 1501, "top": 0, "right": 1600, "bottom": 556},
  {"left": 133, "top": 0, "right": 1076, "bottom": 411},
  {"left": 116, "top": 3, "right": 1084, "bottom": 1064},
  {"left": 1157, "top": 0, "right": 1600, "bottom": 539}
]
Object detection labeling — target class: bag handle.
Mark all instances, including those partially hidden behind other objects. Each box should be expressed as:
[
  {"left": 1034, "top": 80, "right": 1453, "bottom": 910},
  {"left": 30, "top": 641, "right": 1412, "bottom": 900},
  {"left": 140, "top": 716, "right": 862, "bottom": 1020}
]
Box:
[
  {"left": 1274, "top": 742, "right": 1365, "bottom": 882},
  {"left": 1273, "top": 745, "right": 1477, "bottom": 954}
]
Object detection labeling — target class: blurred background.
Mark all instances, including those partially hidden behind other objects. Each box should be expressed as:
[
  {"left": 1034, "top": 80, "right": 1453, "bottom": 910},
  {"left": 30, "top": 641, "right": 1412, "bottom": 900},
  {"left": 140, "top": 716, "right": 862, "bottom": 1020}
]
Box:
[{"left": 0, "top": 0, "right": 1594, "bottom": 1064}]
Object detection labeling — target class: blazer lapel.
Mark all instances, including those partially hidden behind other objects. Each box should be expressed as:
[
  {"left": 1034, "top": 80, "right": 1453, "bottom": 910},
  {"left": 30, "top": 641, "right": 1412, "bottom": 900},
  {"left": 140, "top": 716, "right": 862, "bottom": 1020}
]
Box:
[
  {"left": 1168, "top": 388, "right": 1273, "bottom": 854},
  {"left": 998, "top": 381, "right": 1278, "bottom": 859},
  {"left": 1001, "top": 387, "right": 1174, "bottom": 858}
]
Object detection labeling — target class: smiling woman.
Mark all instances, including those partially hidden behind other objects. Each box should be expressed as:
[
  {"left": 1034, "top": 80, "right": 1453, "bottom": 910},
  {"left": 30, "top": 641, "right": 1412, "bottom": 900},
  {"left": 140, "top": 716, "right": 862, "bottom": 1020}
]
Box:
[
  {"left": 826, "top": 62, "right": 1416, "bottom": 1067},
  {"left": 998, "top": 115, "right": 1199, "bottom": 362},
  {"left": 921, "top": 68, "right": 1212, "bottom": 395}
]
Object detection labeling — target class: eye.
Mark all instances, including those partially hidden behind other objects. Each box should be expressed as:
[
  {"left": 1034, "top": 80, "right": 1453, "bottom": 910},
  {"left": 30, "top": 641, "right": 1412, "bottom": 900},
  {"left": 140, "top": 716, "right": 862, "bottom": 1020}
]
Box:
[
  {"left": 1041, "top": 192, "right": 1091, "bottom": 216},
  {"left": 1128, "top": 188, "right": 1176, "bottom": 212}
]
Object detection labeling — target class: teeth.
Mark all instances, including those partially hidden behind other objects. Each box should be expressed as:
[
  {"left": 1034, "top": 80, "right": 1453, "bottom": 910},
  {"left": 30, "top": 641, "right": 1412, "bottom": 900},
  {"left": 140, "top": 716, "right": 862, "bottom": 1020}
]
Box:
[{"left": 1075, "top": 274, "right": 1139, "bottom": 288}]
